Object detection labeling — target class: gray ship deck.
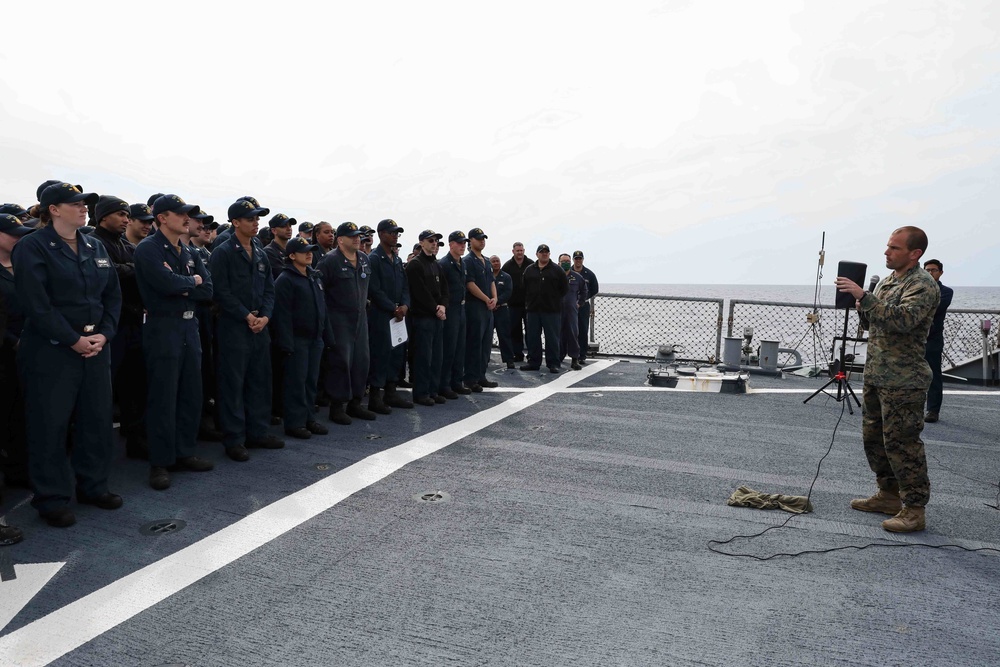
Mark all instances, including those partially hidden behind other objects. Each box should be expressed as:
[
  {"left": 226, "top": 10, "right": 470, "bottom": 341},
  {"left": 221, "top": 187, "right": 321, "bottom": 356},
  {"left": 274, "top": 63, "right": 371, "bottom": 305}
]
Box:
[{"left": 2, "top": 358, "right": 999, "bottom": 666}]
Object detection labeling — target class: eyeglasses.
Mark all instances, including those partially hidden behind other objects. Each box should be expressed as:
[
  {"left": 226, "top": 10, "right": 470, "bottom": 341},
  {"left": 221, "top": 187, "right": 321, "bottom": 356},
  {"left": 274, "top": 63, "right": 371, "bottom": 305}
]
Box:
[{"left": 925, "top": 267, "right": 941, "bottom": 273}]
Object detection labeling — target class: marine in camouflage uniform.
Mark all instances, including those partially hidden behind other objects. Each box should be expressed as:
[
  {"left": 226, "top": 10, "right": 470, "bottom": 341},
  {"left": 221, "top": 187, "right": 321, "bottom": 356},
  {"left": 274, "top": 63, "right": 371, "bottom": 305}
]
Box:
[{"left": 857, "top": 264, "right": 939, "bottom": 508}]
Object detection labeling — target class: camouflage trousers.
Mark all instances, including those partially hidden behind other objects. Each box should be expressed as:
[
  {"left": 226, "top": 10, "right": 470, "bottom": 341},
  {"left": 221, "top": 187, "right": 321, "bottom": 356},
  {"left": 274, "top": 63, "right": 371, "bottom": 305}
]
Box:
[{"left": 861, "top": 384, "right": 930, "bottom": 507}]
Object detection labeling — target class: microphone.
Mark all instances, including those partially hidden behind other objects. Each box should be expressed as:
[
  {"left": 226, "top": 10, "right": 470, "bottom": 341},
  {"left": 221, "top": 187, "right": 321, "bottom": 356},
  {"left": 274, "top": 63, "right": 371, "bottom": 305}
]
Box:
[{"left": 868, "top": 274, "right": 880, "bottom": 293}]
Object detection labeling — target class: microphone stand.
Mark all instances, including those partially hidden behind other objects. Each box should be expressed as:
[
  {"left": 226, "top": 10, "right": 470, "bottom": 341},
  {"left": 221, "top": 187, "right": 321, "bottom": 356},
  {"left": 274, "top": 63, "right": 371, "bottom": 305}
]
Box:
[{"left": 803, "top": 305, "right": 862, "bottom": 413}]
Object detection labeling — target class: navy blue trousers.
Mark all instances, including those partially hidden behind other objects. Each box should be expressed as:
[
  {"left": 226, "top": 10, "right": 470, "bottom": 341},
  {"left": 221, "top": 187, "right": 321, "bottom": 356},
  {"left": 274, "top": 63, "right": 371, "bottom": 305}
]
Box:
[
  {"left": 368, "top": 313, "right": 405, "bottom": 389},
  {"left": 325, "top": 315, "right": 369, "bottom": 403},
  {"left": 411, "top": 316, "right": 443, "bottom": 399},
  {"left": 578, "top": 301, "right": 592, "bottom": 360},
  {"left": 144, "top": 317, "right": 202, "bottom": 467},
  {"left": 284, "top": 337, "right": 323, "bottom": 429},
  {"left": 526, "top": 312, "right": 561, "bottom": 370},
  {"left": 464, "top": 301, "right": 493, "bottom": 383},
  {"left": 216, "top": 319, "right": 272, "bottom": 447},
  {"left": 925, "top": 338, "right": 944, "bottom": 414},
  {"left": 21, "top": 335, "right": 113, "bottom": 512},
  {"left": 493, "top": 305, "right": 514, "bottom": 362},
  {"left": 440, "top": 305, "right": 466, "bottom": 392}
]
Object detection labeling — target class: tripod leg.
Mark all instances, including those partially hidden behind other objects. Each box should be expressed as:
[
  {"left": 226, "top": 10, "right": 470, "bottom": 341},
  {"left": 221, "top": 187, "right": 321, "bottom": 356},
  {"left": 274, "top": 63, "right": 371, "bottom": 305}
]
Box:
[
  {"left": 843, "top": 379, "right": 862, "bottom": 409},
  {"left": 804, "top": 377, "right": 838, "bottom": 404}
]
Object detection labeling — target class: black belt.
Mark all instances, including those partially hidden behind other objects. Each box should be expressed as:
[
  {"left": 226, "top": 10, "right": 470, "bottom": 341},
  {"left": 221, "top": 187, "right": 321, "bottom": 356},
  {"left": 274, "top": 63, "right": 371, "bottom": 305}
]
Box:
[{"left": 146, "top": 310, "right": 196, "bottom": 320}]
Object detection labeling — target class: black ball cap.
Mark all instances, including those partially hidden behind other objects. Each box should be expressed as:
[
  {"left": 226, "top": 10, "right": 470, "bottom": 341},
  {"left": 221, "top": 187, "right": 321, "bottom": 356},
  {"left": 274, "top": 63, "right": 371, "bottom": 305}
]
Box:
[
  {"left": 298, "top": 222, "right": 315, "bottom": 234},
  {"left": 0, "top": 203, "right": 29, "bottom": 219},
  {"left": 269, "top": 213, "right": 296, "bottom": 229},
  {"left": 285, "top": 237, "right": 316, "bottom": 257},
  {"left": 0, "top": 213, "right": 34, "bottom": 237},
  {"left": 228, "top": 199, "right": 270, "bottom": 221},
  {"left": 336, "top": 221, "right": 363, "bottom": 237},
  {"left": 152, "top": 194, "right": 201, "bottom": 218},
  {"left": 147, "top": 193, "right": 165, "bottom": 207},
  {"left": 418, "top": 229, "right": 443, "bottom": 241},
  {"left": 448, "top": 230, "right": 468, "bottom": 243},
  {"left": 40, "top": 183, "right": 99, "bottom": 210},
  {"left": 129, "top": 203, "right": 155, "bottom": 221},
  {"left": 536, "top": 244, "right": 551, "bottom": 253},
  {"left": 36, "top": 179, "right": 63, "bottom": 201},
  {"left": 572, "top": 250, "right": 583, "bottom": 259},
  {"left": 358, "top": 225, "right": 374, "bottom": 237},
  {"left": 94, "top": 196, "right": 130, "bottom": 223},
  {"left": 468, "top": 228, "right": 487, "bottom": 240},
  {"left": 377, "top": 218, "right": 404, "bottom": 234}
]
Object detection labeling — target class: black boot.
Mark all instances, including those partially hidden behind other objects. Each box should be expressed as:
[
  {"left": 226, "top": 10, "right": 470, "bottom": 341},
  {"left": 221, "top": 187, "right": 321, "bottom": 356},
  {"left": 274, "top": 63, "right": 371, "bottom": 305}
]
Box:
[
  {"left": 328, "top": 402, "right": 352, "bottom": 426},
  {"left": 384, "top": 383, "right": 414, "bottom": 409},
  {"left": 368, "top": 388, "right": 393, "bottom": 415},
  {"left": 346, "top": 397, "right": 377, "bottom": 421}
]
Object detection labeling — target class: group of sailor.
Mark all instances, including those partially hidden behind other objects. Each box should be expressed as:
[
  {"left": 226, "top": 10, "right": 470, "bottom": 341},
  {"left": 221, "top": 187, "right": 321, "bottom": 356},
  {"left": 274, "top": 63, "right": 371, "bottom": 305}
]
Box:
[{"left": 0, "top": 182, "right": 598, "bottom": 545}]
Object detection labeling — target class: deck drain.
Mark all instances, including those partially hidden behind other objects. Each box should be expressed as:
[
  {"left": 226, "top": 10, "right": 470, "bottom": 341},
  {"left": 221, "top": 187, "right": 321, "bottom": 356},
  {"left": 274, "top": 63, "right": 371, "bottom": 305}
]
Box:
[
  {"left": 529, "top": 425, "right": 545, "bottom": 431},
  {"left": 140, "top": 519, "right": 186, "bottom": 536},
  {"left": 413, "top": 491, "right": 451, "bottom": 504},
  {"left": 365, "top": 434, "right": 382, "bottom": 440},
  {"left": 315, "top": 463, "right": 331, "bottom": 471},
  {"left": 589, "top": 392, "right": 604, "bottom": 397}
]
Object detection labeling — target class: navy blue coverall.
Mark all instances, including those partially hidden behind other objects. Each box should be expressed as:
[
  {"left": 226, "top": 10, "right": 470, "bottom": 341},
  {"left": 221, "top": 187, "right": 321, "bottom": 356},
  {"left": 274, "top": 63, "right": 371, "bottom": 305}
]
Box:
[
  {"left": 463, "top": 251, "right": 495, "bottom": 384},
  {"left": 560, "top": 269, "right": 589, "bottom": 361},
  {"left": 438, "top": 253, "right": 467, "bottom": 392},
  {"left": 209, "top": 235, "right": 275, "bottom": 448},
  {"left": 272, "top": 265, "right": 332, "bottom": 429},
  {"left": 577, "top": 266, "right": 599, "bottom": 360},
  {"left": 134, "top": 230, "right": 214, "bottom": 466},
  {"left": 367, "top": 245, "right": 410, "bottom": 390},
  {"left": 318, "top": 249, "right": 371, "bottom": 403},
  {"left": 13, "top": 225, "right": 122, "bottom": 512},
  {"left": 0, "top": 266, "right": 27, "bottom": 486}
]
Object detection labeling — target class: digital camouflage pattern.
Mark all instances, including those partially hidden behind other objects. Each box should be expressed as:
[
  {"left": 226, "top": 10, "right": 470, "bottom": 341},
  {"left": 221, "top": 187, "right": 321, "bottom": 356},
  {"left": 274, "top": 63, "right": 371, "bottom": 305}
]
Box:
[
  {"left": 858, "top": 265, "right": 940, "bottom": 389},
  {"left": 861, "top": 384, "right": 929, "bottom": 506}
]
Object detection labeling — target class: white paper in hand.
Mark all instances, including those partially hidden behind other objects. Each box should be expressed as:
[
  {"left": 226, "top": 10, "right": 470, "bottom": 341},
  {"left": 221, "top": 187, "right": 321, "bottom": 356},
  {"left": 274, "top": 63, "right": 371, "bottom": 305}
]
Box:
[{"left": 389, "top": 317, "right": 408, "bottom": 347}]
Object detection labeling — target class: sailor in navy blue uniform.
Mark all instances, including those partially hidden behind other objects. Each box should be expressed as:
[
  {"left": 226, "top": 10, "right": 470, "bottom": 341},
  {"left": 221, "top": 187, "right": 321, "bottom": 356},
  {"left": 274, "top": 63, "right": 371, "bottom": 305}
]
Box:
[
  {"left": 14, "top": 183, "right": 122, "bottom": 528},
  {"left": 405, "top": 230, "right": 448, "bottom": 405},
  {"left": 318, "top": 222, "right": 374, "bottom": 424},
  {"left": 463, "top": 228, "right": 498, "bottom": 391},
  {"left": 0, "top": 285, "right": 24, "bottom": 545},
  {"left": 134, "top": 195, "right": 216, "bottom": 490},
  {"left": 490, "top": 255, "right": 515, "bottom": 368},
  {"left": 521, "top": 244, "right": 568, "bottom": 373},
  {"left": 209, "top": 198, "right": 284, "bottom": 461},
  {"left": 366, "top": 219, "right": 413, "bottom": 413},
  {"left": 263, "top": 213, "right": 295, "bottom": 426},
  {"left": 310, "top": 221, "right": 335, "bottom": 268},
  {"left": 558, "top": 253, "right": 589, "bottom": 370},
  {"left": 572, "top": 251, "right": 599, "bottom": 363},
  {"left": 272, "top": 237, "right": 333, "bottom": 439},
  {"left": 0, "top": 214, "right": 33, "bottom": 491},
  {"left": 438, "top": 231, "right": 469, "bottom": 399},
  {"left": 91, "top": 195, "right": 150, "bottom": 460}
]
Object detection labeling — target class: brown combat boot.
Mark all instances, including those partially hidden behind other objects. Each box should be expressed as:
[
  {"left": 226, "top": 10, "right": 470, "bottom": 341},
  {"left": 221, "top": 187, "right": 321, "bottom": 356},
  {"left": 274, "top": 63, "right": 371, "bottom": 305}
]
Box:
[
  {"left": 850, "top": 489, "right": 903, "bottom": 515},
  {"left": 882, "top": 505, "right": 926, "bottom": 533}
]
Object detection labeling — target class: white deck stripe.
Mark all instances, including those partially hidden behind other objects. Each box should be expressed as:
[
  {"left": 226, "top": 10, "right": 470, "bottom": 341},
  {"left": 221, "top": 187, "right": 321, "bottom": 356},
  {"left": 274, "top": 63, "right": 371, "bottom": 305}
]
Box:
[
  {"left": 0, "top": 360, "right": 615, "bottom": 666},
  {"left": 485, "top": 386, "right": 999, "bottom": 396}
]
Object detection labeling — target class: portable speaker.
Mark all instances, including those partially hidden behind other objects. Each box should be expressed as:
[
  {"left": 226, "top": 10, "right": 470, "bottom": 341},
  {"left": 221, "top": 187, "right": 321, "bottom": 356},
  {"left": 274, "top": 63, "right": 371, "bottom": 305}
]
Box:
[{"left": 836, "top": 261, "right": 867, "bottom": 309}]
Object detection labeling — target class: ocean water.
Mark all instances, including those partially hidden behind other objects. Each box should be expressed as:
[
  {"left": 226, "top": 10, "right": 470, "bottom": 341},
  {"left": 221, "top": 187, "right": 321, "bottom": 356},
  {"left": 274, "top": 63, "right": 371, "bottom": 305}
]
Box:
[{"left": 603, "top": 284, "right": 1000, "bottom": 311}]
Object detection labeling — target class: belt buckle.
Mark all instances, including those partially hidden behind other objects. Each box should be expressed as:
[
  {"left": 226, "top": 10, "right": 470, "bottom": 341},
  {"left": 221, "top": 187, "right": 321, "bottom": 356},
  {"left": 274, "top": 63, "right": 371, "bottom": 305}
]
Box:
[
  {"left": 182, "top": 311, "right": 195, "bottom": 320},
  {"left": 83, "top": 324, "right": 96, "bottom": 334}
]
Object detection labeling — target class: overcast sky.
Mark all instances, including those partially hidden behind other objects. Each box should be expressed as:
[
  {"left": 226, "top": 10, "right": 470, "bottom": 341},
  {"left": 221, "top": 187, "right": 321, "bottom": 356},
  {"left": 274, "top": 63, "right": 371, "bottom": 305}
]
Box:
[{"left": 2, "top": 1, "right": 997, "bottom": 285}]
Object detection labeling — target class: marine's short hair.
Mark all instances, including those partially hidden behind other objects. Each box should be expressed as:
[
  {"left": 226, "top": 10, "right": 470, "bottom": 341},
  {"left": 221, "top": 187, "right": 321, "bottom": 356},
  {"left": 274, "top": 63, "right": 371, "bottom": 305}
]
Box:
[
  {"left": 923, "top": 258, "right": 943, "bottom": 272},
  {"left": 892, "top": 226, "right": 928, "bottom": 254}
]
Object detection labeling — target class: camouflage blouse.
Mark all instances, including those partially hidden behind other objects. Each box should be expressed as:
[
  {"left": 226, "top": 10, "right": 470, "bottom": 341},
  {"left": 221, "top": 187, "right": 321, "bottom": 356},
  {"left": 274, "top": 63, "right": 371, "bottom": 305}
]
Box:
[{"left": 859, "top": 265, "right": 940, "bottom": 389}]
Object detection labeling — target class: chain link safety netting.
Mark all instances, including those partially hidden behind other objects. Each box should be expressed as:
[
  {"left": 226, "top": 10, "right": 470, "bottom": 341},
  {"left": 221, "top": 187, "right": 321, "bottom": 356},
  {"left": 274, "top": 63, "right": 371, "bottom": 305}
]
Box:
[{"left": 590, "top": 294, "right": 724, "bottom": 361}]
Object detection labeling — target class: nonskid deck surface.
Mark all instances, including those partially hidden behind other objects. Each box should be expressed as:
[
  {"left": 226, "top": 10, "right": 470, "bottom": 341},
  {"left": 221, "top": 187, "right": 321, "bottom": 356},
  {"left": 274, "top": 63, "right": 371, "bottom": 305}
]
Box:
[{"left": 1, "top": 360, "right": 999, "bottom": 666}]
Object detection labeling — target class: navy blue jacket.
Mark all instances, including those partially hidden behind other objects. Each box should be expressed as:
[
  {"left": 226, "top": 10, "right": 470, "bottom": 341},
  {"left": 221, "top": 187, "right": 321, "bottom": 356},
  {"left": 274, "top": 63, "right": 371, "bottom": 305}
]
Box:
[
  {"left": 578, "top": 265, "right": 599, "bottom": 301},
  {"left": 0, "top": 268, "right": 24, "bottom": 350},
  {"left": 523, "top": 260, "right": 568, "bottom": 314},
  {"left": 13, "top": 225, "right": 121, "bottom": 346},
  {"left": 494, "top": 270, "right": 512, "bottom": 306},
  {"left": 463, "top": 251, "right": 495, "bottom": 305},
  {"left": 318, "top": 248, "right": 371, "bottom": 328},
  {"left": 563, "top": 269, "right": 590, "bottom": 312},
  {"left": 134, "top": 230, "right": 213, "bottom": 315},
  {"left": 263, "top": 241, "right": 285, "bottom": 279},
  {"left": 91, "top": 225, "right": 143, "bottom": 325},
  {"left": 928, "top": 281, "right": 953, "bottom": 342},
  {"left": 272, "top": 266, "right": 333, "bottom": 352},
  {"left": 405, "top": 252, "right": 448, "bottom": 318},
  {"left": 367, "top": 245, "right": 410, "bottom": 316},
  {"left": 439, "top": 253, "right": 467, "bottom": 307},
  {"left": 209, "top": 234, "right": 275, "bottom": 323}
]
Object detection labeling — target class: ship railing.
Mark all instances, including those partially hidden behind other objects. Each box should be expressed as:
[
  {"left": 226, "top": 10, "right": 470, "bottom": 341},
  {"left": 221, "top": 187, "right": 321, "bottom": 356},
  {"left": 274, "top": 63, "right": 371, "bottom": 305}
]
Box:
[{"left": 589, "top": 293, "right": 724, "bottom": 361}]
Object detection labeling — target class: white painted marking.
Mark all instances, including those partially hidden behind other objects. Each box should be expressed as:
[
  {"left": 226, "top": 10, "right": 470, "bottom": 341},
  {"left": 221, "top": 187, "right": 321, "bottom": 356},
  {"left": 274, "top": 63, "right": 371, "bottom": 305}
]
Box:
[
  {"left": 0, "top": 360, "right": 615, "bottom": 666},
  {"left": 0, "top": 563, "right": 65, "bottom": 634},
  {"left": 487, "top": 386, "right": 1000, "bottom": 396}
]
